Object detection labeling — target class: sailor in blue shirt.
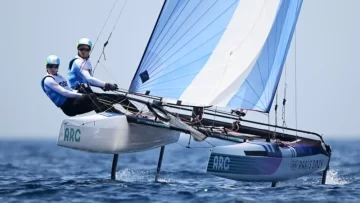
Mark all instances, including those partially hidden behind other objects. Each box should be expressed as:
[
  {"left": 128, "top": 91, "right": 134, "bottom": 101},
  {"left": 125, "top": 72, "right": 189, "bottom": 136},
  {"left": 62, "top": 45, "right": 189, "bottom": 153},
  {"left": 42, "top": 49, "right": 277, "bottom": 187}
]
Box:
[
  {"left": 41, "top": 55, "right": 122, "bottom": 116},
  {"left": 67, "top": 38, "right": 139, "bottom": 113},
  {"left": 68, "top": 38, "right": 118, "bottom": 92}
]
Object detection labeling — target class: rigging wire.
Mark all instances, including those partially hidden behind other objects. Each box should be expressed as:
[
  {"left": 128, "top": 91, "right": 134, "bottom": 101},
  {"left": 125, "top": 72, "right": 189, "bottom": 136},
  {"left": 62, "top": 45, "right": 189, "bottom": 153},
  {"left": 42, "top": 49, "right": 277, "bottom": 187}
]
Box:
[
  {"left": 90, "top": 0, "right": 119, "bottom": 54},
  {"left": 98, "top": 61, "right": 119, "bottom": 84},
  {"left": 282, "top": 51, "right": 288, "bottom": 134},
  {"left": 294, "top": 29, "right": 298, "bottom": 136},
  {"left": 93, "top": 0, "right": 129, "bottom": 75},
  {"left": 273, "top": 89, "right": 278, "bottom": 139}
]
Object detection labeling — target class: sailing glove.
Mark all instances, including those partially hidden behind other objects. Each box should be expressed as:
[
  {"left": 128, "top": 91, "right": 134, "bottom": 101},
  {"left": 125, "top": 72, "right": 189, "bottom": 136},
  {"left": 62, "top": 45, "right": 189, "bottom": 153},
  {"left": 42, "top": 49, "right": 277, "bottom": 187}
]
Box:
[{"left": 104, "top": 83, "right": 118, "bottom": 91}]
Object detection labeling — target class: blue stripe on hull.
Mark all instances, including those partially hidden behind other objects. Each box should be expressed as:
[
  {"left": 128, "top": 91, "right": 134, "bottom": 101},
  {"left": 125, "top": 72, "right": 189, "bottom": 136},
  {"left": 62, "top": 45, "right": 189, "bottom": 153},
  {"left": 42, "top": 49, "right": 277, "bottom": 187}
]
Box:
[{"left": 207, "top": 153, "right": 282, "bottom": 175}]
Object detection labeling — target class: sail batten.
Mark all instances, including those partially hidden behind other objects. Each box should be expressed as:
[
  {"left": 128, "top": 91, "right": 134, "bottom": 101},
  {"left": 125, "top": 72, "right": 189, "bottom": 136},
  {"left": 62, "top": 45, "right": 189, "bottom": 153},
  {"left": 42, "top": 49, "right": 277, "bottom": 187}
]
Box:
[{"left": 129, "top": 0, "right": 303, "bottom": 112}]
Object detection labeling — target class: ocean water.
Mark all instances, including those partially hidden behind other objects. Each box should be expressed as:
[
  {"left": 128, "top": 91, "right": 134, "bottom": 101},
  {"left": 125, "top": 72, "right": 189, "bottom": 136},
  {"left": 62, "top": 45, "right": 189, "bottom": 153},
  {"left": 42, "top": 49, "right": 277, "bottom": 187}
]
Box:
[{"left": 0, "top": 137, "right": 358, "bottom": 203}]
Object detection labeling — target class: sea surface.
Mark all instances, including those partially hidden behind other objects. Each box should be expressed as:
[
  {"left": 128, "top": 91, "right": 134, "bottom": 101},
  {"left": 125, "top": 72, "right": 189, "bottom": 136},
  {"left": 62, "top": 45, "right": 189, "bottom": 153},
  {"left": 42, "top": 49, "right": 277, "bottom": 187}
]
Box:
[{"left": 0, "top": 137, "right": 358, "bottom": 202}]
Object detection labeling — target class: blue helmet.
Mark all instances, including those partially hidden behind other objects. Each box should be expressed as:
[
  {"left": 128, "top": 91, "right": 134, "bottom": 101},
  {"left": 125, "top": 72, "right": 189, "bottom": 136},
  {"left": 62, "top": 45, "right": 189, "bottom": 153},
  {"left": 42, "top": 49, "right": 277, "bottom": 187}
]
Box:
[
  {"left": 77, "top": 38, "right": 92, "bottom": 49},
  {"left": 46, "top": 55, "right": 60, "bottom": 65}
]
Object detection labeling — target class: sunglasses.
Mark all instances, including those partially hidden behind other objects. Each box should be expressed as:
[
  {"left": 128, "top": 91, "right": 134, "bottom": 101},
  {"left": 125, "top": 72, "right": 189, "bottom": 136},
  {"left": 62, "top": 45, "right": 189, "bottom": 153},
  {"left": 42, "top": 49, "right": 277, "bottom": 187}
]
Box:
[
  {"left": 78, "top": 48, "right": 91, "bottom": 52},
  {"left": 47, "top": 64, "right": 59, "bottom": 68}
]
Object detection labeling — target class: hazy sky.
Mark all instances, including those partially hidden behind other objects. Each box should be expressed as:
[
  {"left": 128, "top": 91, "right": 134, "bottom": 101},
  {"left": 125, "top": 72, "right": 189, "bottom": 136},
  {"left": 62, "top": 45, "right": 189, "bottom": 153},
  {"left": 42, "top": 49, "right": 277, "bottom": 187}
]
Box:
[{"left": 1, "top": 0, "right": 359, "bottom": 140}]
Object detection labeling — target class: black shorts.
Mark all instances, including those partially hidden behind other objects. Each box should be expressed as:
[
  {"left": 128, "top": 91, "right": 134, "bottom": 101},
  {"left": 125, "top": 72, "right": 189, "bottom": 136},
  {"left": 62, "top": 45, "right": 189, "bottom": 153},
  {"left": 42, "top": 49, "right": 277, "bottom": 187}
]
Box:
[{"left": 60, "top": 93, "right": 101, "bottom": 116}]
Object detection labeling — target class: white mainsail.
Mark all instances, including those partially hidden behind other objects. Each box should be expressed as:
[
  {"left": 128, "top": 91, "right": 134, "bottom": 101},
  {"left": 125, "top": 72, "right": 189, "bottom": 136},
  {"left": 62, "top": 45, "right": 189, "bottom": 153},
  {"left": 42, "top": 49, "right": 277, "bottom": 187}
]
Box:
[{"left": 129, "top": 0, "right": 303, "bottom": 113}]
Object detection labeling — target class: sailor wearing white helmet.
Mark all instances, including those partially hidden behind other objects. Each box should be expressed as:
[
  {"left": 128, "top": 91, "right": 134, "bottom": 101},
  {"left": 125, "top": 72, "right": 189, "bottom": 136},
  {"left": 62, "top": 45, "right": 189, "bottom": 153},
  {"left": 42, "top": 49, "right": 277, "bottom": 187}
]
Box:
[{"left": 41, "top": 55, "right": 122, "bottom": 116}]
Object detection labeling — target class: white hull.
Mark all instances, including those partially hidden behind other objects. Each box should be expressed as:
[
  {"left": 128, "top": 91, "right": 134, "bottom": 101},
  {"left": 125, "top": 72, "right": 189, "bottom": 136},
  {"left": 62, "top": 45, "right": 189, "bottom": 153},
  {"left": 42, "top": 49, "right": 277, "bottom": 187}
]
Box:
[
  {"left": 207, "top": 141, "right": 330, "bottom": 182},
  {"left": 57, "top": 112, "right": 180, "bottom": 154}
]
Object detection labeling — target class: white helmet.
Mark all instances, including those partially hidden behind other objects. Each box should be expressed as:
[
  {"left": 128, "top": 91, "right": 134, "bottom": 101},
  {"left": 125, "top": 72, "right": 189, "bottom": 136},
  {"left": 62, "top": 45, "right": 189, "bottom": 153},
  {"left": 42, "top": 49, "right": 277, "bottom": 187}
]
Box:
[
  {"left": 45, "top": 55, "right": 60, "bottom": 65},
  {"left": 77, "top": 38, "right": 92, "bottom": 49}
]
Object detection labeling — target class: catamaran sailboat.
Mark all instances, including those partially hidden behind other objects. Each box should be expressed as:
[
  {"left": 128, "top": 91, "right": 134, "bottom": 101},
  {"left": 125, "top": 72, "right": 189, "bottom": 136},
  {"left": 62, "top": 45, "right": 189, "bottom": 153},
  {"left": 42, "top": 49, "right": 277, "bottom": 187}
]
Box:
[{"left": 57, "top": 0, "right": 332, "bottom": 187}]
